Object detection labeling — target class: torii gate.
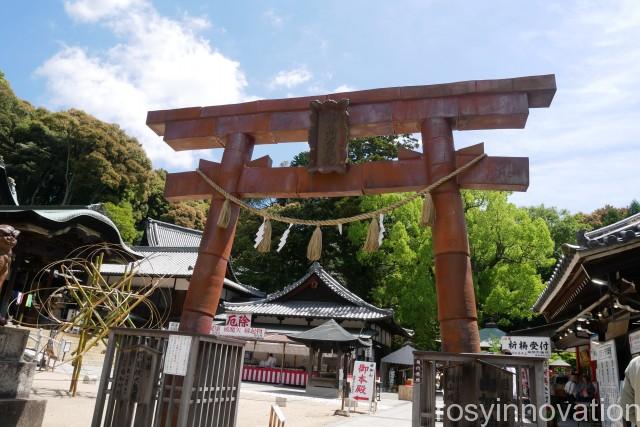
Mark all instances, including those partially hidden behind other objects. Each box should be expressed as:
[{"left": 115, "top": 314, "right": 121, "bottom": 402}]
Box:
[{"left": 147, "top": 74, "right": 556, "bottom": 353}]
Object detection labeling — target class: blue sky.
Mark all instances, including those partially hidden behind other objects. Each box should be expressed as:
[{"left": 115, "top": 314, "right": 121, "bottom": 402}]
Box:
[{"left": 1, "top": 0, "right": 638, "bottom": 212}]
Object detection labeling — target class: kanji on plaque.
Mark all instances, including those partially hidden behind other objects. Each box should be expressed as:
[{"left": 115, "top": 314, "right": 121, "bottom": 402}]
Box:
[
  {"left": 500, "top": 336, "right": 552, "bottom": 358},
  {"left": 350, "top": 361, "right": 376, "bottom": 402},
  {"left": 226, "top": 313, "right": 252, "bottom": 328}
]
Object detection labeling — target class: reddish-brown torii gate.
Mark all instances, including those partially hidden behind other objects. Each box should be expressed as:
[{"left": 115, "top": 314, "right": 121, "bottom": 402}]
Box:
[{"left": 147, "top": 74, "right": 556, "bottom": 353}]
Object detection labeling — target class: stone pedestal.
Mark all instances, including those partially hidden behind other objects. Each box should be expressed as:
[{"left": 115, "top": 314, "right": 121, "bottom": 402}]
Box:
[{"left": 0, "top": 327, "right": 46, "bottom": 427}]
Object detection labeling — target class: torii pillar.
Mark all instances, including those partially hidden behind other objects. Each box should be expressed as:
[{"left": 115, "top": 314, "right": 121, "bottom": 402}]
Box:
[
  {"left": 179, "top": 133, "right": 254, "bottom": 333},
  {"left": 422, "top": 118, "right": 477, "bottom": 351},
  {"left": 148, "top": 74, "right": 556, "bottom": 353}
]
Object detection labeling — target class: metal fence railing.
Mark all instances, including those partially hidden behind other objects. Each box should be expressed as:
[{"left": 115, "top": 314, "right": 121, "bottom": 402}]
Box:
[{"left": 91, "top": 328, "right": 245, "bottom": 427}]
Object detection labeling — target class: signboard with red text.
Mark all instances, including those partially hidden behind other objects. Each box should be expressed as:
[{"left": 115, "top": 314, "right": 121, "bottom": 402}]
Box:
[
  {"left": 350, "top": 361, "right": 376, "bottom": 402},
  {"left": 226, "top": 313, "right": 252, "bottom": 328}
]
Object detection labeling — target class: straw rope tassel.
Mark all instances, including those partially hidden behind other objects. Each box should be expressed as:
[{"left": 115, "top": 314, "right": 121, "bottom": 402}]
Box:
[
  {"left": 307, "top": 226, "right": 322, "bottom": 261},
  {"left": 363, "top": 216, "right": 381, "bottom": 252},
  {"left": 256, "top": 219, "right": 272, "bottom": 253},
  {"left": 217, "top": 198, "right": 232, "bottom": 228},
  {"left": 421, "top": 192, "right": 436, "bottom": 227}
]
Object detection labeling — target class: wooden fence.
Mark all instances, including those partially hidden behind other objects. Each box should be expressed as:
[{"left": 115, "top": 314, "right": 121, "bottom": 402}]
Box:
[
  {"left": 268, "top": 404, "right": 286, "bottom": 427},
  {"left": 91, "top": 328, "right": 245, "bottom": 427}
]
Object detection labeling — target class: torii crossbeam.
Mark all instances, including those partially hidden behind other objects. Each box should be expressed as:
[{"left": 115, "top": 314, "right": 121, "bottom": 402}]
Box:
[{"left": 148, "top": 74, "right": 556, "bottom": 353}]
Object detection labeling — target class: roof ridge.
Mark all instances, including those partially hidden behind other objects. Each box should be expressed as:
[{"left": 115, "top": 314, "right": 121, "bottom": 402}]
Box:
[
  {"left": 146, "top": 218, "right": 204, "bottom": 235},
  {"left": 225, "top": 263, "right": 392, "bottom": 315},
  {"left": 583, "top": 211, "right": 640, "bottom": 240}
]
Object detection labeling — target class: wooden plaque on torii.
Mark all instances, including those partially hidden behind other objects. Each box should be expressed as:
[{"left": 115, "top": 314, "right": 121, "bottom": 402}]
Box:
[{"left": 147, "top": 74, "right": 556, "bottom": 353}]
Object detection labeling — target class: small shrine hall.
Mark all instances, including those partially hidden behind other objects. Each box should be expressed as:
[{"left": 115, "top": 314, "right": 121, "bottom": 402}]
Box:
[{"left": 224, "top": 262, "right": 411, "bottom": 389}]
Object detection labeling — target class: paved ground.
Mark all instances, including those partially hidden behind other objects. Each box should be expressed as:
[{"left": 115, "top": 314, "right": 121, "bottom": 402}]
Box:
[
  {"left": 30, "top": 368, "right": 413, "bottom": 427},
  {"left": 326, "top": 398, "right": 412, "bottom": 426}
]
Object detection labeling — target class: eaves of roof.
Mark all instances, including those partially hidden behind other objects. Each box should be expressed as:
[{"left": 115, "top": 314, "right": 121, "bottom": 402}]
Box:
[
  {"left": 533, "top": 212, "right": 640, "bottom": 314},
  {"left": 224, "top": 262, "right": 393, "bottom": 318}
]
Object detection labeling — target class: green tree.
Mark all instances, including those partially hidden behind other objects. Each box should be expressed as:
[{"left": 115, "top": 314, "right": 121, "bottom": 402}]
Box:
[
  {"left": 0, "top": 71, "right": 153, "bottom": 225},
  {"left": 160, "top": 201, "right": 209, "bottom": 231},
  {"left": 580, "top": 204, "right": 628, "bottom": 229},
  {"left": 103, "top": 201, "right": 140, "bottom": 244},
  {"left": 465, "top": 192, "right": 555, "bottom": 327}
]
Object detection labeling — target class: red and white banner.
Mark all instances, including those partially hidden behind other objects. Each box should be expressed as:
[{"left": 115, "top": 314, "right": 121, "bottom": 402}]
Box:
[{"left": 241, "top": 366, "right": 308, "bottom": 387}]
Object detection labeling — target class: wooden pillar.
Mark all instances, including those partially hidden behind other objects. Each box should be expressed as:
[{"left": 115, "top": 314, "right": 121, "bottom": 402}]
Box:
[
  {"left": 179, "top": 133, "right": 255, "bottom": 334},
  {"left": 421, "top": 118, "right": 480, "bottom": 353}
]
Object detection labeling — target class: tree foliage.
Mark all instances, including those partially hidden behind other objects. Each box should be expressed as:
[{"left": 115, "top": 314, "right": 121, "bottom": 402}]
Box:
[
  {"left": 0, "top": 71, "right": 209, "bottom": 239},
  {"left": 103, "top": 201, "right": 140, "bottom": 244}
]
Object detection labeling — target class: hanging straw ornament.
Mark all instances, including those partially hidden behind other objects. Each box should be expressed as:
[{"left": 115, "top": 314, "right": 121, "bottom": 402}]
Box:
[
  {"left": 254, "top": 219, "right": 272, "bottom": 253},
  {"left": 363, "top": 215, "right": 381, "bottom": 252},
  {"left": 217, "top": 199, "right": 232, "bottom": 228},
  {"left": 421, "top": 192, "right": 436, "bottom": 227},
  {"left": 307, "top": 226, "right": 323, "bottom": 261},
  {"left": 277, "top": 224, "right": 293, "bottom": 253}
]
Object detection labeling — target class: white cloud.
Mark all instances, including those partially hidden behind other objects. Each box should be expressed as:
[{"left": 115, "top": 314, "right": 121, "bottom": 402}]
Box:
[
  {"left": 333, "top": 84, "right": 355, "bottom": 93},
  {"left": 270, "top": 66, "right": 312, "bottom": 89},
  {"left": 38, "top": 0, "right": 247, "bottom": 169},
  {"left": 457, "top": 1, "right": 640, "bottom": 212},
  {"left": 64, "top": 0, "right": 145, "bottom": 22}
]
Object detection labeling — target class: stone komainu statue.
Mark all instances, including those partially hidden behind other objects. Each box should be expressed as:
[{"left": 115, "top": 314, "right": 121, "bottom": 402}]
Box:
[{"left": 0, "top": 225, "right": 19, "bottom": 325}]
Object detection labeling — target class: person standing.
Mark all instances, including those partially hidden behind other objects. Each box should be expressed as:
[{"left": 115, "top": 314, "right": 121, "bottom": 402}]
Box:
[
  {"left": 564, "top": 374, "right": 578, "bottom": 401},
  {"left": 619, "top": 356, "right": 640, "bottom": 426}
]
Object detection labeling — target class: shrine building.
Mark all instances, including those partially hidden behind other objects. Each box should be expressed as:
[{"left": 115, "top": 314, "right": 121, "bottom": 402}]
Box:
[
  {"left": 100, "top": 218, "right": 265, "bottom": 323},
  {"left": 530, "top": 212, "right": 640, "bottom": 400},
  {"left": 222, "top": 262, "right": 412, "bottom": 387}
]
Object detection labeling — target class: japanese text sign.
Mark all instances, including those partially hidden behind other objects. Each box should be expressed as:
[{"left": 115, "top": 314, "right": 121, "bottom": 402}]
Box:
[
  {"left": 211, "top": 325, "right": 265, "bottom": 340},
  {"left": 163, "top": 335, "right": 192, "bottom": 376},
  {"left": 500, "top": 336, "right": 551, "bottom": 358},
  {"left": 350, "top": 361, "right": 376, "bottom": 402},
  {"left": 226, "top": 313, "right": 252, "bottom": 328}
]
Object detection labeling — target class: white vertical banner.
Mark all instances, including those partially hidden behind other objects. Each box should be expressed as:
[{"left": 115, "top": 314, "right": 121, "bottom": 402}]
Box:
[
  {"left": 350, "top": 361, "right": 376, "bottom": 402},
  {"left": 163, "top": 335, "right": 192, "bottom": 376},
  {"left": 596, "top": 340, "right": 623, "bottom": 427}
]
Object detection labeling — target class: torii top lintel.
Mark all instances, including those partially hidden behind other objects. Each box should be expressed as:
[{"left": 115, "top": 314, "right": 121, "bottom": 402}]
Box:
[{"left": 147, "top": 74, "right": 556, "bottom": 151}]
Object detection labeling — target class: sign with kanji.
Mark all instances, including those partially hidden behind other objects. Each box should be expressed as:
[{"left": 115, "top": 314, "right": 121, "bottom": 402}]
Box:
[
  {"left": 500, "top": 336, "right": 552, "bottom": 358},
  {"left": 350, "top": 361, "right": 376, "bottom": 402},
  {"left": 226, "top": 313, "right": 252, "bottom": 328},
  {"left": 163, "top": 334, "right": 192, "bottom": 376},
  {"left": 211, "top": 325, "right": 265, "bottom": 340},
  {"left": 596, "top": 340, "right": 623, "bottom": 427},
  {"left": 413, "top": 359, "right": 422, "bottom": 384}
]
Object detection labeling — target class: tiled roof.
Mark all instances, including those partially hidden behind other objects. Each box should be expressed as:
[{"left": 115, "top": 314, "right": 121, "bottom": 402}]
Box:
[
  {"left": 226, "top": 301, "right": 390, "bottom": 319},
  {"left": 101, "top": 246, "right": 264, "bottom": 297},
  {"left": 224, "top": 262, "right": 394, "bottom": 320},
  {"left": 533, "top": 212, "right": 640, "bottom": 313},
  {"left": 0, "top": 205, "right": 140, "bottom": 258},
  {"left": 142, "top": 218, "right": 203, "bottom": 247}
]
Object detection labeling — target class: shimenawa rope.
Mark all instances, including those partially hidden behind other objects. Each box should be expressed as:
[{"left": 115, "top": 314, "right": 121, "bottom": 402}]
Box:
[{"left": 196, "top": 152, "right": 487, "bottom": 227}]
